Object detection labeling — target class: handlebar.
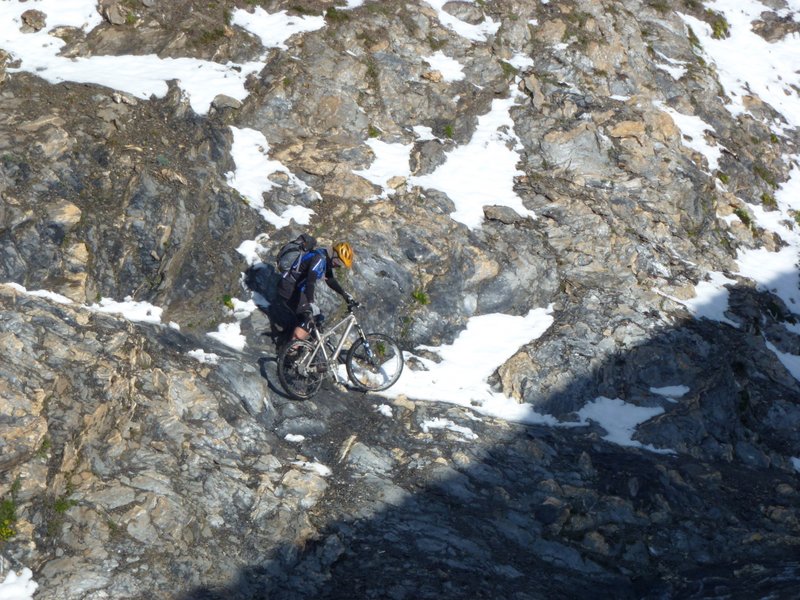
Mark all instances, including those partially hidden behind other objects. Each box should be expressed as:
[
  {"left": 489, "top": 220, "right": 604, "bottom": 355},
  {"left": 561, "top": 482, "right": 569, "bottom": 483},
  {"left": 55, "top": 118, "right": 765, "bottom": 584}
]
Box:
[
  {"left": 302, "top": 300, "right": 360, "bottom": 332},
  {"left": 304, "top": 313, "right": 324, "bottom": 332}
]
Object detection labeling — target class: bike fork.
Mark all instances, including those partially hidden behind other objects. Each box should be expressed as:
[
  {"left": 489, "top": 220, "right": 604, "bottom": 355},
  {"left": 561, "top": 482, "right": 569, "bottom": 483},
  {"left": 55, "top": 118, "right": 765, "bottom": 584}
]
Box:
[{"left": 355, "top": 328, "right": 379, "bottom": 367}]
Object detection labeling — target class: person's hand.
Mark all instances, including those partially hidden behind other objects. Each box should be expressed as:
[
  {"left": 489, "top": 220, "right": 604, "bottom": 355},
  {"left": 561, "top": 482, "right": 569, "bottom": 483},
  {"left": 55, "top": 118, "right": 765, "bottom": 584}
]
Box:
[{"left": 345, "top": 295, "right": 360, "bottom": 309}]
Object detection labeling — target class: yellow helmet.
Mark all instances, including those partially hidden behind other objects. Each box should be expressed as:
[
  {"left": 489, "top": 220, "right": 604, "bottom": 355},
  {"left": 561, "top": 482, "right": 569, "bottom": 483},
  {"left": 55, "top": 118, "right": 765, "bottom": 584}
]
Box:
[{"left": 332, "top": 242, "right": 354, "bottom": 268}]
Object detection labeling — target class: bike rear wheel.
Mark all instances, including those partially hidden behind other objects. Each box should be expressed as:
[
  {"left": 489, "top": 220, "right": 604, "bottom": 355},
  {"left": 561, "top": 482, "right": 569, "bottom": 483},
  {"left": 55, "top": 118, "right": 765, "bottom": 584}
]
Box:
[
  {"left": 277, "top": 339, "right": 325, "bottom": 400},
  {"left": 346, "top": 333, "right": 404, "bottom": 392}
]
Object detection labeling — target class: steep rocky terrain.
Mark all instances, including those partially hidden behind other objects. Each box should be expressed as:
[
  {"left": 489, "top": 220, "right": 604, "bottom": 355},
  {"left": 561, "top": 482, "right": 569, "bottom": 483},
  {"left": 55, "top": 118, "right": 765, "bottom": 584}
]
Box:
[{"left": 1, "top": 0, "right": 800, "bottom": 598}]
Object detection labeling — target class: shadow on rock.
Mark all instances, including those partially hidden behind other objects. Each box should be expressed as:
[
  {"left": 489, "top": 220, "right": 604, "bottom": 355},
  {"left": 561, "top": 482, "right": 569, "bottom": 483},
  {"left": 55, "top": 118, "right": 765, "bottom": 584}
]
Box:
[
  {"left": 179, "top": 279, "right": 800, "bottom": 599},
  {"left": 257, "top": 355, "right": 296, "bottom": 401},
  {"left": 244, "top": 262, "right": 294, "bottom": 348}
]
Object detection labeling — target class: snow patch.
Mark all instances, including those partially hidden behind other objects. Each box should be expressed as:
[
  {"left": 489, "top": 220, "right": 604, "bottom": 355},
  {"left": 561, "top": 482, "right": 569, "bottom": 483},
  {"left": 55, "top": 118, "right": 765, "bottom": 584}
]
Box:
[
  {"left": 735, "top": 165, "right": 800, "bottom": 315},
  {"left": 658, "top": 272, "right": 739, "bottom": 328},
  {"left": 188, "top": 349, "right": 220, "bottom": 365},
  {"left": 650, "top": 385, "right": 690, "bottom": 402},
  {"left": 411, "top": 125, "right": 437, "bottom": 141},
  {"left": 424, "top": 0, "right": 500, "bottom": 42},
  {"left": 653, "top": 101, "right": 723, "bottom": 171},
  {"left": 0, "top": 0, "right": 262, "bottom": 115},
  {"left": 654, "top": 50, "right": 688, "bottom": 80},
  {"left": 89, "top": 297, "right": 163, "bottom": 324},
  {"left": 420, "top": 418, "right": 478, "bottom": 440},
  {"left": 292, "top": 461, "right": 332, "bottom": 477},
  {"left": 226, "top": 127, "right": 317, "bottom": 227},
  {"left": 679, "top": 1, "right": 800, "bottom": 130},
  {"left": 765, "top": 340, "right": 800, "bottom": 383},
  {"left": 411, "top": 86, "right": 536, "bottom": 229},
  {"left": 578, "top": 397, "right": 674, "bottom": 454},
  {"left": 382, "top": 308, "right": 561, "bottom": 426},
  {"left": 5, "top": 282, "right": 73, "bottom": 304},
  {"left": 506, "top": 53, "right": 534, "bottom": 71},
  {"left": 207, "top": 322, "right": 246, "bottom": 351},
  {"left": 353, "top": 139, "right": 413, "bottom": 199},
  {"left": 0, "top": 568, "right": 38, "bottom": 600},
  {"left": 231, "top": 7, "right": 325, "bottom": 51},
  {"left": 422, "top": 51, "right": 466, "bottom": 81}
]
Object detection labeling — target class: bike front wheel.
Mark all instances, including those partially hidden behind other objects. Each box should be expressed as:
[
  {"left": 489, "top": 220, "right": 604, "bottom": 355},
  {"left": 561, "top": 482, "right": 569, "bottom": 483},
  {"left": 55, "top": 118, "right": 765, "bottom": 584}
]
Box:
[
  {"left": 346, "top": 333, "right": 404, "bottom": 392},
  {"left": 277, "top": 339, "right": 325, "bottom": 400}
]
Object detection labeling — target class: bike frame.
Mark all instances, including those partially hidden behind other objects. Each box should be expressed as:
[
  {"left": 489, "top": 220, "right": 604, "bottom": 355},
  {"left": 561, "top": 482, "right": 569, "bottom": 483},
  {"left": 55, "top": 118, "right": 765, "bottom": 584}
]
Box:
[
  {"left": 279, "top": 304, "right": 403, "bottom": 399},
  {"left": 303, "top": 310, "right": 367, "bottom": 382}
]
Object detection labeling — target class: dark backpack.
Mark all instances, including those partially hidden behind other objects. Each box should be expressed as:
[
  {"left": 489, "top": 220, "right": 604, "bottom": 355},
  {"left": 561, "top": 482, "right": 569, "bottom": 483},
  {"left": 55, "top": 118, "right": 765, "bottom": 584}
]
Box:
[{"left": 276, "top": 234, "right": 316, "bottom": 274}]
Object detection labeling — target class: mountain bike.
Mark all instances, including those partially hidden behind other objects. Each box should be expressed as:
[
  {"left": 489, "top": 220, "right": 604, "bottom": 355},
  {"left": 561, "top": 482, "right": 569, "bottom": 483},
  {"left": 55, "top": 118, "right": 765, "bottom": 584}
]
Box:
[{"left": 276, "top": 302, "right": 404, "bottom": 400}]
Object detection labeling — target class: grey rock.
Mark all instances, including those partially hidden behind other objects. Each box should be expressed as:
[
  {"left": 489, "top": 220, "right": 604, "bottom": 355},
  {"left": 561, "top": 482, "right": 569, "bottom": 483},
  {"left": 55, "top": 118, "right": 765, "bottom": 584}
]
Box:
[
  {"left": 212, "top": 94, "right": 243, "bottom": 111},
  {"left": 276, "top": 416, "right": 327, "bottom": 438},
  {"left": 735, "top": 441, "right": 771, "bottom": 469},
  {"left": 442, "top": 1, "right": 486, "bottom": 25},
  {"left": 2, "top": 0, "right": 800, "bottom": 597},
  {"left": 20, "top": 10, "right": 46, "bottom": 32},
  {"left": 483, "top": 204, "right": 526, "bottom": 224},
  {"left": 346, "top": 442, "right": 396, "bottom": 474},
  {"left": 532, "top": 538, "right": 605, "bottom": 574},
  {"left": 99, "top": 1, "right": 128, "bottom": 26}
]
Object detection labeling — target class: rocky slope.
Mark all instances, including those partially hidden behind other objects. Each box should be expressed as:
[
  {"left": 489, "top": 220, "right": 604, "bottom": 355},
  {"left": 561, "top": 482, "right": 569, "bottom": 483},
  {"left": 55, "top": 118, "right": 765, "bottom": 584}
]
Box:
[{"left": 1, "top": 0, "right": 800, "bottom": 597}]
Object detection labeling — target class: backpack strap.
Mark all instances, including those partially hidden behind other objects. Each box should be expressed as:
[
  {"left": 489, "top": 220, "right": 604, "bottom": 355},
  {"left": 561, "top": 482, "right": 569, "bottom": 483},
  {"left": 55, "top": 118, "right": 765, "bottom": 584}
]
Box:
[
  {"left": 288, "top": 251, "right": 304, "bottom": 273},
  {"left": 282, "top": 248, "right": 322, "bottom": 282},
  {"left": 296, "top": 249, "right": 327, "bottom": 292}
]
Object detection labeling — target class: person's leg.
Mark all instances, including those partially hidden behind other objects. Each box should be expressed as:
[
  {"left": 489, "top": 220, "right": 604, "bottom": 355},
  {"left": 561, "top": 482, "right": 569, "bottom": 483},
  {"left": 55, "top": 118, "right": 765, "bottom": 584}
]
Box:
[{"left": 291, "top": 291, "right": 311, "bottom": 340}]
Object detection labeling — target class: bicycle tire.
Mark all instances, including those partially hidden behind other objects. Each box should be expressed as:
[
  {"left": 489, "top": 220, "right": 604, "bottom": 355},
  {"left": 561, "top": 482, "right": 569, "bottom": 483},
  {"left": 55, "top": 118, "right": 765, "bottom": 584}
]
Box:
[
  {"left": 277, "top": 339, "right": 325, "bottom": 400},
  {"left": 346, "top": 333, "right": 404, "bottom": 392}
]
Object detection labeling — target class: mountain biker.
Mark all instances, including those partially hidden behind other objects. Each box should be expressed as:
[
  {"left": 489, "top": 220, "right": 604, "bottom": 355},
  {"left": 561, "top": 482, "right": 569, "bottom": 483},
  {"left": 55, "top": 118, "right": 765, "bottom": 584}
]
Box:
[{"left": 276, "top": 241, "right": 357, "bottom": 341}]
